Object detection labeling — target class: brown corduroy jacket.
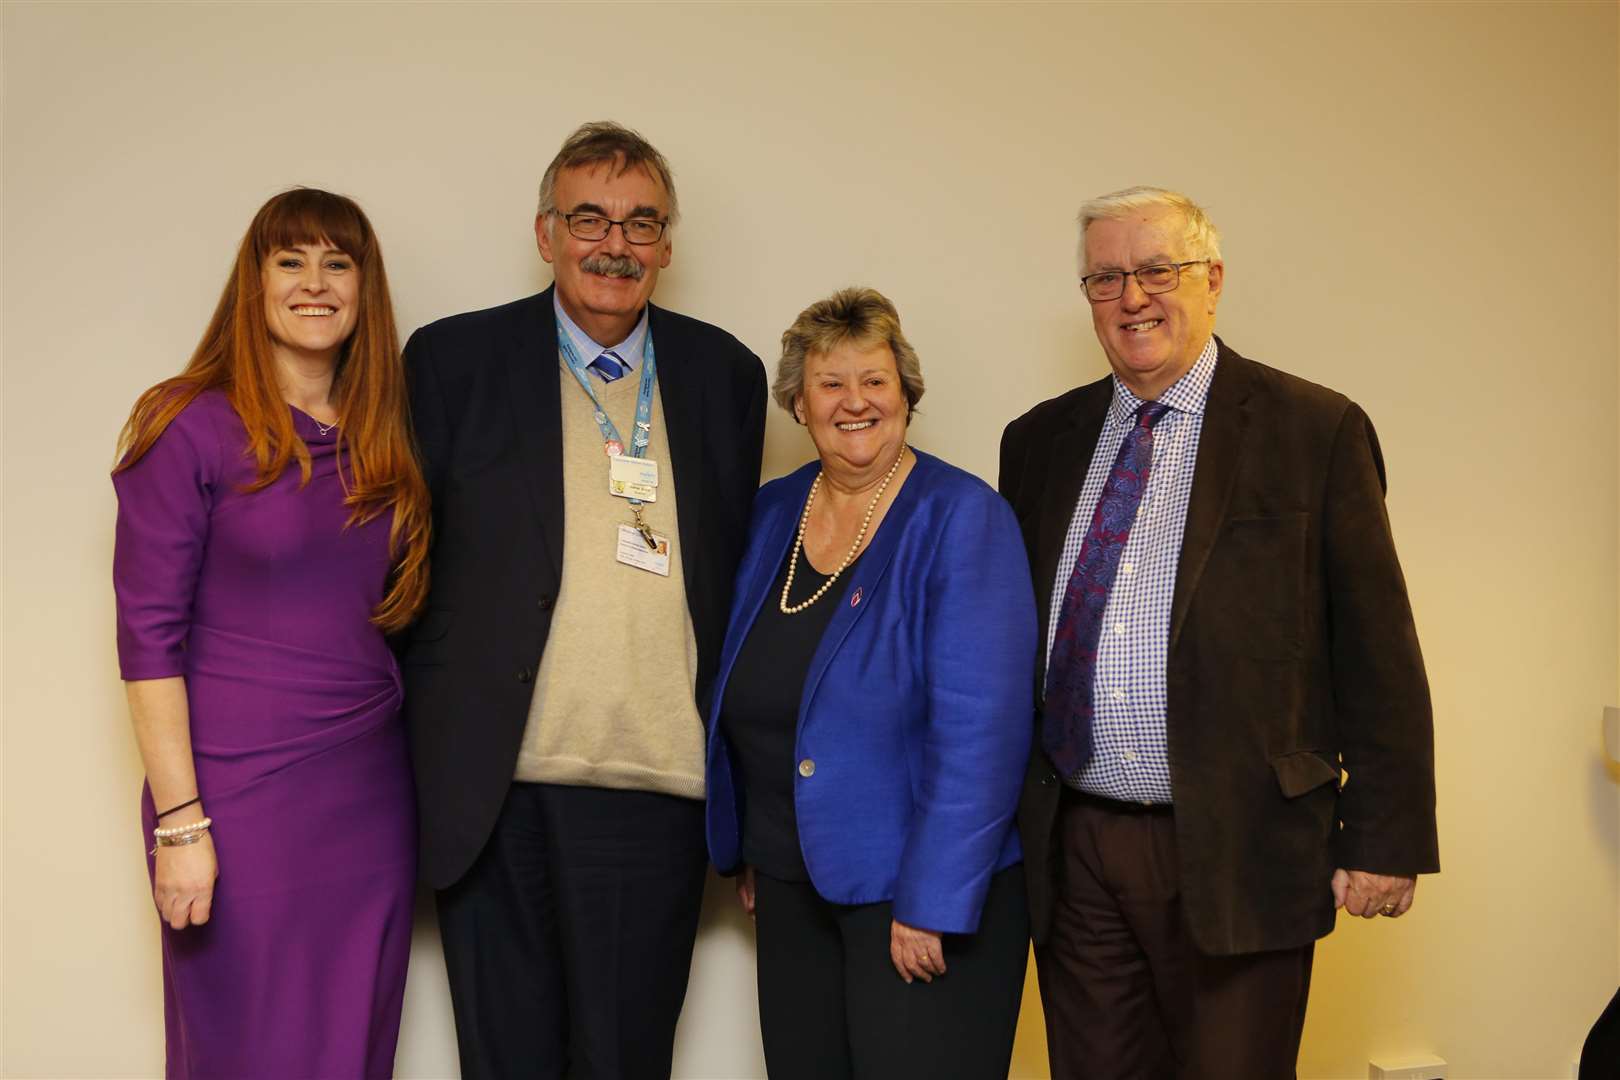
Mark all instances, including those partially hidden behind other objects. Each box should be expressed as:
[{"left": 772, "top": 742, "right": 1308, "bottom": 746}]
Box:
[{"left": 999, "top": 339, "right": 1438, "bottom": 956}]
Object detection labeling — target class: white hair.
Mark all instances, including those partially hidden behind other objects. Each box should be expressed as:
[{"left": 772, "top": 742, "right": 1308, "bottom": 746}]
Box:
[{"left": 1077, "top": 186, "right": 1222, "bottom": 274}]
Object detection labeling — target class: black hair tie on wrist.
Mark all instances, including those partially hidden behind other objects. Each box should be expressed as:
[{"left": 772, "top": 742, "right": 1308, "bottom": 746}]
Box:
[{"left": 156, "top": 795, "right": 201, "bottom": 819}]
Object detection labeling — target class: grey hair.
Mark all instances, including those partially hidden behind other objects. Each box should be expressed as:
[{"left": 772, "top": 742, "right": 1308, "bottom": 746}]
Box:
[
  {"left": 536, "top": 120, "right": 679, "bottom": 225},
  {"left": 775, "top": 287, "right": 925, "bottom": 421},
  {"left": 1077, "top": 186, "right": 1221, "bottom": 274}
]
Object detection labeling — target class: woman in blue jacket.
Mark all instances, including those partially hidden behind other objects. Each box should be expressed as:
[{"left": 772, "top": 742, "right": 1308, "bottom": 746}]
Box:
[{"left": 706, "top": 287, "right": 1037, "bottom": 1078}]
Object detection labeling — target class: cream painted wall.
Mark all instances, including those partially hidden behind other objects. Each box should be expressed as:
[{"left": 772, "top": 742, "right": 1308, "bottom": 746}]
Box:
[{"left": 4, "top": 2, "right": 1616, "bottom": 1077}]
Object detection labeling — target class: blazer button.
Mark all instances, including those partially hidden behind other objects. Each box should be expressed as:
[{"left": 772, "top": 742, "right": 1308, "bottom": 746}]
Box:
[
  {"left": 537, "top": 595, "right": 555, "bottom": 611},
  {"left": 517, "top": 668, "right": 532, "bottom": 683},
  {"left": 798, "top": 758, "right": 815, "bottom": 778}
]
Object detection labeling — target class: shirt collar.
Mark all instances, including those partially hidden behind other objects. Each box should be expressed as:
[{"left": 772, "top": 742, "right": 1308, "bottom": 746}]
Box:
[
  {"left": 1106, "top": 336, "right": 1219, "bottom": 425},
  {"left": 553, "top": 293, "right": 650, "bottom": 373}
]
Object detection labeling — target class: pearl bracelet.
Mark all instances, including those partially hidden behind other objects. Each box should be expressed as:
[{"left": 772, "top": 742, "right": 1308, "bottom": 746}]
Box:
[
  {"left": 153, "top": 817, "right": 212, "bottom": 839},
  {"left": 150, "top": 817, "right": 212, "bottom": 855}
]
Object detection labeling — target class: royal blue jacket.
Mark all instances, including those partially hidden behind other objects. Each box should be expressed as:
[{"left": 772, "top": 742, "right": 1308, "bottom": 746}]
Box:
[{"left": 705, "top": 449, "right": 1036, "bottom": 934}]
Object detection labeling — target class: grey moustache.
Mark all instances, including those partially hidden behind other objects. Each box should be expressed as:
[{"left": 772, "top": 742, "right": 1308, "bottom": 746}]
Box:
[{"left": 580, "top": 253, "right": 644, "bottom": 280}]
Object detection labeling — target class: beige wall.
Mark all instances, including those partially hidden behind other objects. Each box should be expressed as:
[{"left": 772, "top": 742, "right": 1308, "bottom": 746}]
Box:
[{"left": 4, "top": 2, "right": 1616, "bottom": 1077}]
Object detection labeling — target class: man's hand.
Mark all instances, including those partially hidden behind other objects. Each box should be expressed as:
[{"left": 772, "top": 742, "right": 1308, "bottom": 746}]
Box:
[{"left": 1332, "top": 868, "right": 1415, "bottom": 919}]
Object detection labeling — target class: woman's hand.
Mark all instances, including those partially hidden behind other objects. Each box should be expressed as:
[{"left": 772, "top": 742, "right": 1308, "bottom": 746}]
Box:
[
  {"left": 153, "top": 833, "right": 217, "bottom": 930},
  {"left": 889, "top": 919, "right": 945, "bottom": 984},
  {"left": 126, "top": 678, "right": 215, "bottom": 929},
  {"left": 736, "top": 864, "right": 756, "bottom": 919}
]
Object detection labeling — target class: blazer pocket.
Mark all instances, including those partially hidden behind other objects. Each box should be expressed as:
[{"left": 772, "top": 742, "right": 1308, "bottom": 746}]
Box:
[
  {"left": 402, "top": 609, "right": 453, "bottom": 667},
  {"left": 1269, "top": 749, "right": 1340, "bottom": 798}
]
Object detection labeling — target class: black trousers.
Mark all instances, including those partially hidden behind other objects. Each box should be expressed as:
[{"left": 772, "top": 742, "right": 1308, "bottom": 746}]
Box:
[
  {"left": 436, "top": 782, "right": 708, "bottom": 1080},
  {"left": 1036, "top": 789, "right": 1314, "bottom": 1080},
  {"left": 753, "top": 864, "right": 1030, "bottom": 1080}
]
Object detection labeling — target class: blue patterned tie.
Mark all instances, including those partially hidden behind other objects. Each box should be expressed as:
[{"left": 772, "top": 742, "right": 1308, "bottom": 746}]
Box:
[
  {"left": 1043, "top": 400, "right": 1171, "bottom": 778},
  {"left": 589, "top": 350, "right": 626, "bottom": 382}
]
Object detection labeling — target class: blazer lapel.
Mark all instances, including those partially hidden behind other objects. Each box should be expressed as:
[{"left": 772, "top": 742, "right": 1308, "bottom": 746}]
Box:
[
  {"left": 798, "top": 453, "right": 930, "bottom": 717},
  {"left": 503, "top": 288, "right": 564, "bottom": 581},
  {"left": 1168, "top": 341, "right": 1254, "bottom": 652},
  {"left": 649, "top": 304, "right": 707, "bottom": 607},
  {"left": 1033, "top": 385, "right": 1111, "bottom": 680}
]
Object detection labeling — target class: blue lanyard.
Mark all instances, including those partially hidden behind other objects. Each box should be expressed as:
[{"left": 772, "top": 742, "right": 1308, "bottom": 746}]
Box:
[
  {"left": 556, "top": 317, "right": 657, "bottom": 453},
  {"left": 555, "top": 317, "right": 660, "bottom": 537}
]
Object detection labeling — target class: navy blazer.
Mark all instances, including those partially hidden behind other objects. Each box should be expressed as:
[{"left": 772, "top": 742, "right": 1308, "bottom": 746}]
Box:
[
  {"left": 705, "top": 449, "right": 1036, "bottom": 934},
  {"left": 403, "top": 287, "right": 766, "bottom": 888}
]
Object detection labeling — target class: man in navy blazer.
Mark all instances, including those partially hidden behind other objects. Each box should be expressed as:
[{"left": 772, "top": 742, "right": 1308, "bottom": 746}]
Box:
[
  {"left": 402, "top": 122, "right": 766, "bottom": 1078},
  {"left": 999, "top": 187, "right": 1438, "bottom": 1076}
]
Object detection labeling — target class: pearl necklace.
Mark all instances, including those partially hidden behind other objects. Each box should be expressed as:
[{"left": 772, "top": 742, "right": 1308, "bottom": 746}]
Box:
[{"left": 779, "top": 445, "right": 907, "bottom": 615}]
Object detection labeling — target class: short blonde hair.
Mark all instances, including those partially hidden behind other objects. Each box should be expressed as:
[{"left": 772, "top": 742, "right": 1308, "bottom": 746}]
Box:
[
  {"left": 1077, "top": 186, "right": 1221, "bottom": 273},
  {"left": 775, "top": 287, "right": 925, "bottom": 421}
]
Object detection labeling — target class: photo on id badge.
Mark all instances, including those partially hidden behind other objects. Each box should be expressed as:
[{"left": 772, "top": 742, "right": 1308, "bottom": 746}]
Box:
[{"left": 616, "top": 523, "right": 671, "bottom": 576}]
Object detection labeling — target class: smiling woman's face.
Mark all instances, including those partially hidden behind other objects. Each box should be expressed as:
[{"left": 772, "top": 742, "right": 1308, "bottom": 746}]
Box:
[
  {"left": 795, "top": 340, "right": 909, "bottom": 480},
  {"left": 261, "top": 242, "right": 360, "bottom": 366}
]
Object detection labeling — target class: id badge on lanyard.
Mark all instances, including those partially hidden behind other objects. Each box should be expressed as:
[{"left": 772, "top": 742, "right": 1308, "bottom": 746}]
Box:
[{"left": 556, "top": 318, "right": 671, "bottom": 574}]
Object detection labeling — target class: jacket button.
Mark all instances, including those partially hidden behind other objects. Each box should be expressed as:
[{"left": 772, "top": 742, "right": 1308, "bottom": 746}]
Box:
[
  {"left": 798, "top": 758, "right": 815, "bottom": 778},
  {"left": 537, "top": 595, "right": 555, "bottom": 611},
  {"left": 517, "top": 668, "right": 532, "bottom": 683}
]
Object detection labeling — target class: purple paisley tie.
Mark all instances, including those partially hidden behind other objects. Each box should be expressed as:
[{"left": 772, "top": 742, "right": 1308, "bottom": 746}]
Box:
[{"left": 1043, "top": 400, "right": 1171, "bottom": 778}]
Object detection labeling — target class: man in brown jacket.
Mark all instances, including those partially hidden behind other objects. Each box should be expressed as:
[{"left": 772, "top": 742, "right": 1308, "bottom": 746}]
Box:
[{"left": 999, "top": 186, "right": 1438, "bottom": 1077}]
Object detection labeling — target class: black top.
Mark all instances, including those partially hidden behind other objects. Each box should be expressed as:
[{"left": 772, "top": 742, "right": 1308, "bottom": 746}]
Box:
[{"left": 719, "top": 546, "right": 864, "bottom": 882}]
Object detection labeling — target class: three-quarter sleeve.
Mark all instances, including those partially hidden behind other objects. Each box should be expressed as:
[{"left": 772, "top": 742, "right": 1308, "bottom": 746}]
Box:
[{"left": 112, "top": 403, "right": 220, "bottom": 680}]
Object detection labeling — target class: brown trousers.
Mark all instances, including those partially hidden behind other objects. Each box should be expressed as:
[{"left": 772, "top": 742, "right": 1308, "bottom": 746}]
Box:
[{"left": 1035, "top": 789, "right": 1314, "bottom": 1080}]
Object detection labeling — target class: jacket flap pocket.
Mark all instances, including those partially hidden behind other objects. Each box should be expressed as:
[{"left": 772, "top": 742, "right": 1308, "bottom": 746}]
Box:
[{"left": 1269, "top": 750, "right": 1339, "bottom": 798}]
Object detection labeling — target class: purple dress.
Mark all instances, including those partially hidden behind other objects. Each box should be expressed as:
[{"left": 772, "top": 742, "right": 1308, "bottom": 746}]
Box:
[{"left": 113, "top": 390, "right": 415, "bottom": 1079}]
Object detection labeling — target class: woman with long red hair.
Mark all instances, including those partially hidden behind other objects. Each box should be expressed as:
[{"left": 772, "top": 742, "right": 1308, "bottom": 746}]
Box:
[{"left": 112, "top": 188, "right": 429, "bottom": 1078}]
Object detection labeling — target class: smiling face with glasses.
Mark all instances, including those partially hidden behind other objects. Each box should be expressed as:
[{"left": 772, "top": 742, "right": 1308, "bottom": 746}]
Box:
[
  {"left": 536, "top": 160, "right": 673, "bottom": 346},
  {"left": 1081, "top": 206, "right": 1223, "bottom": 401}
]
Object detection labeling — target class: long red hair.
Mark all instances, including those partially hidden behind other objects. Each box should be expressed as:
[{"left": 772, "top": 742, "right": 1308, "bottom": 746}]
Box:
[{"left": 115, "top": 188, "right": 430, "bottom": 632}]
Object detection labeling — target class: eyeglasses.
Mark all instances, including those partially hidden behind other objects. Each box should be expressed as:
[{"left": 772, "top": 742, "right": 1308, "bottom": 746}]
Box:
[
  {"left": 1080, "top": 260, "right": 1209, "bottom": 302},
  {"left": 556, "top": 212, "right": 669, "bottom": 246}
]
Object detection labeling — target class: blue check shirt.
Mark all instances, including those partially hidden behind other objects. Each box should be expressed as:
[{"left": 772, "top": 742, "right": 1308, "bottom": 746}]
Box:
[{"left": 1045, "top": 338, "right": 1218, "bottom": 803}]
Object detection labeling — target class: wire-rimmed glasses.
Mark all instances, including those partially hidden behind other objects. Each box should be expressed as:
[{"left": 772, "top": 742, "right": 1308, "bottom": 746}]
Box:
[
  {"left": 557, "top": 212, "right": 669, "bottom": 246},
  {"left": 1080, "top": 260, "right": 1209, "bottom": 302}
]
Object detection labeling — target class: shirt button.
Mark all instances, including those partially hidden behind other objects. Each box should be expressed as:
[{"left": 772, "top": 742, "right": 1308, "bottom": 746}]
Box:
[
  {"left": 1122, "top": 748, "right": 1138, "bottom": 762},
  {"left": 1120, "top": 562, "right": 1135, "bottom": 575},
  {"left": 798, "top": 758, "right": 816, "bottom": 778},
  {"left": 1111, "top": 689, "right": 1126, "bottom": 702},
  {"left": 517, "top": 668, "right": 533, "bottom": 683},
  {"left": 1113, "top": 623, "right": 1126, "bottom": 634}
]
